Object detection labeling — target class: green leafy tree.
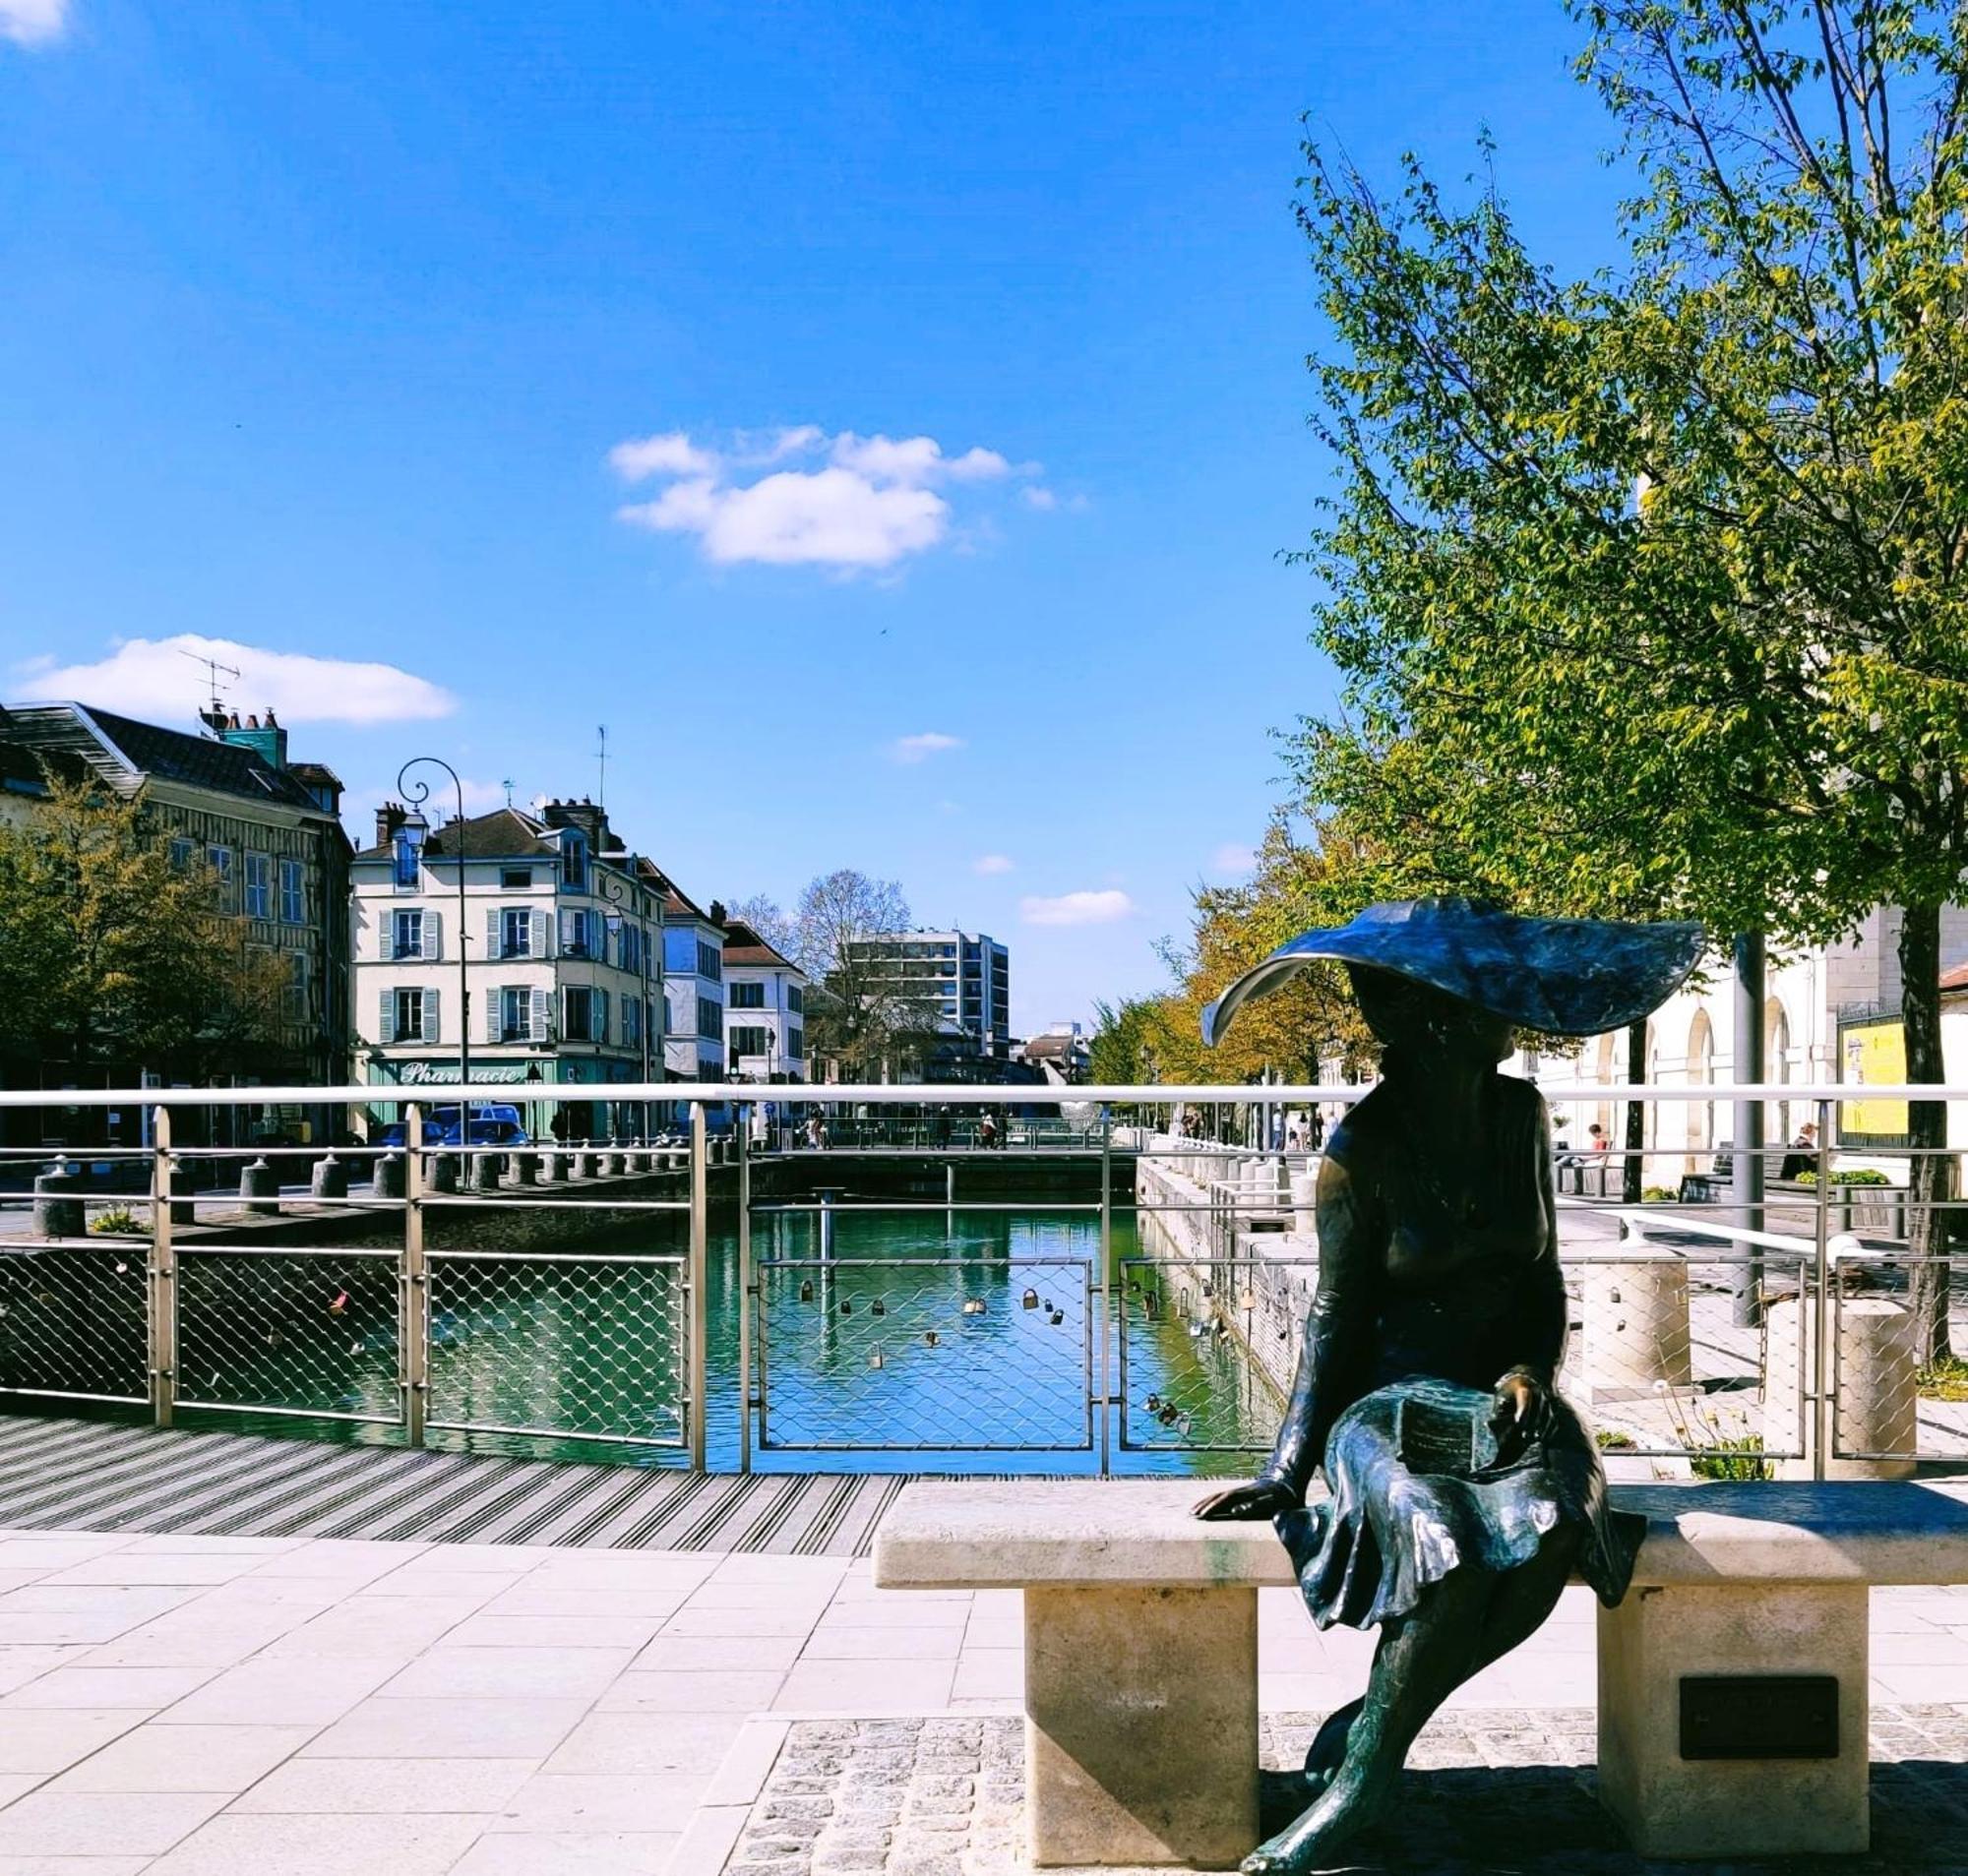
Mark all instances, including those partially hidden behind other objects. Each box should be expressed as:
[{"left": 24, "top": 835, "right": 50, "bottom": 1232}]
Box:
[
  {"left": 1288, "top": 0, "right": 1968, "bottom": 1351},
  {"left": 0, "top": 773, "right": 289, "bottom": 1116}
]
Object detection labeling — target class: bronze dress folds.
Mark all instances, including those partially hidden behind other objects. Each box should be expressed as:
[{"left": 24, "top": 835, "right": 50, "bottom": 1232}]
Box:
[{"left": 1262, "top": 1075, "right": 1643, "bottom": 1632}]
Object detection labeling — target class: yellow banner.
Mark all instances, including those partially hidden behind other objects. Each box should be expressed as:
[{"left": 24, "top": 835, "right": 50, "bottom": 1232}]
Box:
[{"left": 1841, "top": 1019, "right": 1908, "bottom": 1139}]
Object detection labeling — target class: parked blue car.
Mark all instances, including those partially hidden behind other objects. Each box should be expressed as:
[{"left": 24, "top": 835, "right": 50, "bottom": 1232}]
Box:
[{"left": 375, "top": 1104, "right": 530, "bottom": 1150}]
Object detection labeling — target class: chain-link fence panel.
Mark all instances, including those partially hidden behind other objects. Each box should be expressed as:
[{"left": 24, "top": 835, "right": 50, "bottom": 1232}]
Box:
[
  {"left": 757, "top": 1256, "right": 1093, "bottom": 1452},
  {"left": 1831, "top": 1254, "right": 1968, "bottom": 1466},
  {"left": 1119, "top": 1257, "right": 1316, "bottom": 1452},
  {"left": 0, "top": 1241, "right": 149, "bottom": 1403},
  {"left": 175, "top": 1247, "right": 400, "bottom": 1423},
  {"left": 1564, "top": 1250, "right": 1809, "bottom": 1471},
  {"left": 427, "top": 1251, "right": 686, "bottom": 1447}
]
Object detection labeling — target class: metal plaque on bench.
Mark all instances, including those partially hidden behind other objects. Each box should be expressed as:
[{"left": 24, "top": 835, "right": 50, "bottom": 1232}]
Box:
[{"left": 1679, "top": 1675, "right": 1839, "bottom": 1760}]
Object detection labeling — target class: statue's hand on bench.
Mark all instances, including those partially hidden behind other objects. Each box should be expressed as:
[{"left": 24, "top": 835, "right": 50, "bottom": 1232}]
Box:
[{"left": 1192, "top": 1478, "right": 1298, "bottom": 1521}]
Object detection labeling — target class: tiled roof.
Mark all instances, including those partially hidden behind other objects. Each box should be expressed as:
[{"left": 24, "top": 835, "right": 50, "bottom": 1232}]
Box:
[
  {"left": 720, "top": 919, "right": 803, "bottom": 973},
  {"left": 1941, "top": 962, "right": 1968, "bottom": 995},
  {"left": 354, "top": 807, "right": 562, "bottom": 862},
  {"left": 1, "top": 701, "right": 330, "bottom": 817}
]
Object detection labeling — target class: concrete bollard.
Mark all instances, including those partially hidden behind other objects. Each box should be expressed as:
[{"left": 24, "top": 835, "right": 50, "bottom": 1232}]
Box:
[
  {"left": 1580, "top": 1248, "right": 1692, "bottom": 1401},
  {"left": 32, "top": 1167, "right": 85, "bottom": 1240},
  {"left": 469, "top": 1152, "right": 502, "bottom": 1192},
  {"left": 538, "top": 1149, "right": 565, "bottom": 1183},
  {"left": 374, "top": 1151, "right": 405, "bottom": 1199},
  {"left": 426, "top": 1154, "right": 459, "bottom": 1195},
  {"left": 310, "top": 1154, "right": 348, "bottom": 1201},
  {"left": 1290, "top": 1171, "right": 1319, "bottom": 1239},
  {"left": 168, "top": 1163, "right": 196, "bottom": 1228},
  {"left": 1766, "top": 1283, "right": 1918, "bottom": 1481},
  {"left": 569, "top": 1148, "right": 593, "bottom": 1180},
  {"left": 601, "top": 1148, "right": 625, "bottom": 1178},
  {"left": 240, "top": 1157, "right": 279, "bottom": 1216},
  {"left": 629, "top": 1146, "right": 650, "bottom": 1175},
  {"left": 511, "top": 1150, "right": 538, "bottom": 1187}
]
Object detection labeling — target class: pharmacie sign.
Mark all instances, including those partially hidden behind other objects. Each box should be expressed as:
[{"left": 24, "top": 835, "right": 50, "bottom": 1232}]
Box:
[{"left": 396, "top": 1060, "right": 537, "bottom": 1086}]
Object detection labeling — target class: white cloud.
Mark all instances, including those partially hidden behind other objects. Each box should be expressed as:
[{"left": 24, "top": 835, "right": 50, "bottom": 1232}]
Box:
[
  {"left": 972, "top": 853, "right": 1015, "bottom": 876},
  {"left": 12, "top": 634, "right": 456, "bottom": 726},
  {"left": 892, "top": 731, "right": 963, "bottom": 764},
  {"left": 1211, "top": 842, "right": 1258, "bottom": 877},
  {"left": 1020, "top": 889, "right": 1136, "bottom": 928},
  {"left": 0, "top": 0, "right": 69, "bottom": 46},
  {"left": 1021, "top": 486, "right": 1059, "bottom": 511},
  {"left": 609, "top": 431, "right": 718, "bottom": 480},
  {"left": 609, "top": 424, "right": 1036, "bottom": 571}
]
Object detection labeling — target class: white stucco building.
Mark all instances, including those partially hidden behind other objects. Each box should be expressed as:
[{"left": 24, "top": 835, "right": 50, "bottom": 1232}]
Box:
[
  {"left": 719, "top": 919, "right": 808, "bottom": 1083},
  {"left": 350, "top": 798, "right": 663, "bottom": 1141},
  {"left": 658, "top": 877, "right": 726, "bottom": 1086}
]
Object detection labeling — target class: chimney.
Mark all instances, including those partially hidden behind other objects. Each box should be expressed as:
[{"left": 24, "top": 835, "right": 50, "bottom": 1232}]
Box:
[
  {"left": 217, "top": 705, "right": 288, "bottom": 771},
  {"left": 376, "top": 801, "right": 409, "bottom": 848},
  {"left": 709, "top": 899, "right": 728, "bottom": 927},
  {"left": 540, "top": 797, "right": 612, "bottom": 851}
]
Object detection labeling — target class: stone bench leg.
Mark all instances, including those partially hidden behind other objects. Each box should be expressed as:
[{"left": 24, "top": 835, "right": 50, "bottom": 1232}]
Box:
[
  {"left": 1023, "top": 1584, "right": 1258, "bottom": 1869},
  {"left": 1597, "top": 1582, "right": 1869, "bottom": 1857}
]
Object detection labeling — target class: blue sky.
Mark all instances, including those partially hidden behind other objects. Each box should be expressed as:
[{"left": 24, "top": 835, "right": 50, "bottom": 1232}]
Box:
[{"left": 0, "top": 0, "right": 1630, "bottom": 1033}]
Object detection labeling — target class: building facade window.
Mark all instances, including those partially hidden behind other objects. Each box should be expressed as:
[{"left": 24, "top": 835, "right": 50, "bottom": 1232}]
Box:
[
  {"left": 786, "top": 1026, "right": 804, "bottom": 1060},
  {"left": 561, "top": 833, "right": 587, "bottom": 893},
  {"left": 168, "top": 837, "right": 193, "bottom": 872},
  {"left": 696, "top": 995, "right": 722, "bottom": 1041},
  {"left": 393, "top": 833, "right": 419, "bottom": 888},
  {"left": 392, "top": 909, "right": 424, "bottom": 961},
  {"left": 208, "top": 846, "right": 234, "bottom": 905},
  {"left": 619, "top": 924, "right": 643, "bottom": 976},
  {"left": 501, "top": 868, "right": 532, "bottom": 890},
  {"left": 502, "top": 908, "right": 532, "bottom": 958},
  {"left": 244, "top": 853, "right": 271, "bottom": 918},
  {"left": 285, "top": 952, "right": 310, "bottom": 1022},
  {"left": 500, "top": 986, "right": 531, "bottom": 1043},
  {"left": 624, "top": 996, "right": 643, "bottom": 1049},
  {"left": 730, "top": 981, "right": 765, "bottom": 1009},
  {"left": 559, "top": 908, "right": 597, "bottom": 958},
  {"left": 730, "top": 1024, "right": 770, "bottom": 1059},
  {"left": 697, "top": 940, "right": 722, "bottom": 982},
  {"left": 394, "top": 987, "right": 426, "bottom": 1043},
  {"left": 564, "top": 985, "right": 607, "bottom": 1042},
  {"left": 787, "top": 985, "right": 804, "bottom": 1014},
  {"left": 278, "top": 859, "right": 304, "bottom": 924}
]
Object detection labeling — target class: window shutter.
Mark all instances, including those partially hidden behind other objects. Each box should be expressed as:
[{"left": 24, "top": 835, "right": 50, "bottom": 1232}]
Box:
[
  {"left": 559, "top": 908, "right": 577, "bottom": 955},
  {"left": 486, "top": 908, "right": 502, "bottom": 961},
  {"left": 423, "top": 987, "right": 441, "bottom": 1044},
  {"left": 533, "top": 909, "right": 550, "bottom": 958},
  {"left": 379, "top": 988, "right": 396, "bottom": 1045},
  {"left": 423, "top": 910, "right": 443, "bottom": 961},
  {"left": 486, "top": 993, "right": 503, "bottom": 1045},
  {"left": 530, "top": 987, "right": 550, "bottom": 1042},
  {"left": 596, "top": 988, "right": 610, "bottom": 1045}
]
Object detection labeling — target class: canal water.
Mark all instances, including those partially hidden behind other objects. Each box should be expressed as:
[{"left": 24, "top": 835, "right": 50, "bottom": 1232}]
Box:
[{"left": 141, "top": 1204, "right": 1282, "bottom": 1476}]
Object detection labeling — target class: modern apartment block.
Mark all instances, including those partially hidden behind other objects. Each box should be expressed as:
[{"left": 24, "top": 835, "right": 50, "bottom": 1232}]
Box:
[{"left": 838, "top": 929, "right": 1012, "bottom": 1062}]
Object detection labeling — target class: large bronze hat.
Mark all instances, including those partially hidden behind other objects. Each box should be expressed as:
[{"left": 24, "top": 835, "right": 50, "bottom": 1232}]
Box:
[{"left": 1200, "top": 897, "right": 1704, "bottom": 1047}]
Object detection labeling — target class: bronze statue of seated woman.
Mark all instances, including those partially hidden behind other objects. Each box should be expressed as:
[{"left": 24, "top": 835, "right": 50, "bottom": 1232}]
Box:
[{"left": 1194, "top": 898, "right": 1702, "bottom": 1873}]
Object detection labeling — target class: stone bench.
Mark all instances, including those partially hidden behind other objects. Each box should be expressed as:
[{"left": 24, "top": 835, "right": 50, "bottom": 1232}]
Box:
[{"left": 873, "top": 1478, "right": 1968, "bottom": 1867}]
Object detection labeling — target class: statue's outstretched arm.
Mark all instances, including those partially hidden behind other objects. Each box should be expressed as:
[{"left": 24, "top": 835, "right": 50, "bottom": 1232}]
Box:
[{"left": 1196, "top": 1145, "right": 1379, "bottom": 1520}]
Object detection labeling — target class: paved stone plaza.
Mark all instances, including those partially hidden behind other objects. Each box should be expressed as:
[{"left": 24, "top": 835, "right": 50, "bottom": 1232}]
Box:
[{"left": 0, "top": 1523, "right": 1963, "bottom": 1872}]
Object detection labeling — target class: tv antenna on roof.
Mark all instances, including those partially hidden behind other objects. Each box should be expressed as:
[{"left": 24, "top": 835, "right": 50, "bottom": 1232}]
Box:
[
  {"left": 180, "top": 647, "right": 241, "bottom": 723},
  {"left": 596, "top": 723, "right": 608, "bottom": 809},
  {"left": 503, "top": 778, "right": 516, "bottom": 809}
]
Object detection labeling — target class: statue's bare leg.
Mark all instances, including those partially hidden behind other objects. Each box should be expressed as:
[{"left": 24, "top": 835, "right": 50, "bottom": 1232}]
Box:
[{"left": 1252, "top": 1530, "right": 1581, "bottom": 1873}]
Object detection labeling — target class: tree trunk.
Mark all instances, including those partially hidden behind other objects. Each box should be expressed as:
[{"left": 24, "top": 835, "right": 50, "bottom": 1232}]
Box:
[
  {"left": 1899, "top": 901, "right": 1953, "bottom": 1365},
  {"left": 1623, "top": 1018, "right": 1647, "bottom": 1205}
]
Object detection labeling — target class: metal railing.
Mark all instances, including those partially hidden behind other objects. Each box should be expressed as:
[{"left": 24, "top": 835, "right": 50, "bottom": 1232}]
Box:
[{"left": 1, "top": 1078, "right": 1964, "bottom": 1478}]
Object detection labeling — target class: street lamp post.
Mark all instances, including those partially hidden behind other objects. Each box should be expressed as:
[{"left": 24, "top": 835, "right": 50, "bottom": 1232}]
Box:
[{"left": 397, "top": 756, "right": 471, "bottom": 1120}]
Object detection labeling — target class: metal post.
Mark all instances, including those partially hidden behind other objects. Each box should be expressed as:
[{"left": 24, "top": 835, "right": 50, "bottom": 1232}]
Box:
[
  {"left": 737, "top": 1104, "right": 753, "bottom": 1476},
  {"left": 1099, "top": 1110, "right": 1114, "bottom": 1478},
  {"left": 1813, "top": 1095, "right": 1833, "bottom": 1481},
  {"left": 688, "top": 1101, "right": 708, "bottom": 1471},
  {"left": 148, "top": 1106, "right": 176, "bottom": 1428},
  {"left": 402, "top": 1101, "right": 428, "bottom": 1447},
  {"left": 1731, "top": 931, "right": 1766, "bottom": 1325}
]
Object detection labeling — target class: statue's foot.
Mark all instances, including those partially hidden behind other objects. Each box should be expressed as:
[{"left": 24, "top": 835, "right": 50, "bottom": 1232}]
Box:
[
  {"left": 1239, "top": 1767, "right": 1390, "bottom": 1875},
  {"left": 1301, "top": 1697, "right": 1362, "bottom": 1799}
]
